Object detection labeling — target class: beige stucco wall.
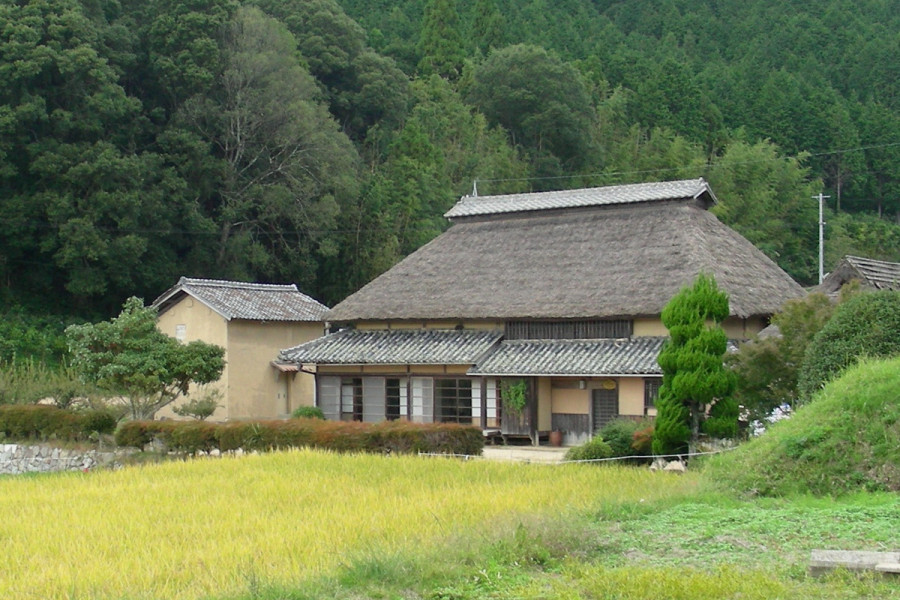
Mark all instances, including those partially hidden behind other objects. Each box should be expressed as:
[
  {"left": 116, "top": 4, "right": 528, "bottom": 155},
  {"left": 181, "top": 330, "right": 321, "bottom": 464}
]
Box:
[
  {"left": 157, "top": 296, "right": 324, "bottom": 421},
  {"left": 633, "top": 317, "right": 667, "bottom": 337},
  {"left": 617, "top": 378, "right": 644, "bottom": 417},
  {"left": 722, "top": 316, "right": 767, "bottom": 339},
  {"left": 635, "top": 316, "right": 767, "bottom": 340},
  {"left": 550, "top": 385, "right": 588, "bottom": 414},
  {"left": 226, "top": 320, "right": 323, "bottom": 420},
  {"left": 546, "top": 376, "right": 647, "bottom": 418},
  {"left": 536, "top": 377, "right": 552, "bottom": 431},
  {"left": 156, "top": 297, "right": 229, "bottom": 420}
]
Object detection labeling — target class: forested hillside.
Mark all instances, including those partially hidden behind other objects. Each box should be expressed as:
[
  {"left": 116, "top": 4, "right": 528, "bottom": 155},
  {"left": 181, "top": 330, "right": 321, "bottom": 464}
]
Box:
[{"left": 1, "top": 0, "right": 898, "bottom": 322}]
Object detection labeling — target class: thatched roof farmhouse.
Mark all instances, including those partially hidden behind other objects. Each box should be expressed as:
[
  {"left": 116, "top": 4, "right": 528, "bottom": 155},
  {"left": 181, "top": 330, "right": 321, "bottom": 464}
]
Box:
[{"left": 281, "top": 178, "right": 804, "bottom": 444}]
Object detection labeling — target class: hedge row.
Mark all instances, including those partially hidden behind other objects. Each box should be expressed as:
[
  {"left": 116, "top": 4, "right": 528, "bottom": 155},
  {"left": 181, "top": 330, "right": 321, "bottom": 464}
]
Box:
[
  {"left": 0, "top": 404, "right": 117, "bottom": 441},
  {"left": 115, "top": 418, "right": 485, "bottom": 456}
]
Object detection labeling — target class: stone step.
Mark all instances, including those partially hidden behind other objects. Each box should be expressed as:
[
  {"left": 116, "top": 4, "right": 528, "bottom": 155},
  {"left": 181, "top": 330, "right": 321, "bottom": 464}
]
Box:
[
  {"left": 875, "top": 563, "right": 900, "bottom": 574},
  {"left": 810, "top": 550, "right": 900, "bottom": 576}
]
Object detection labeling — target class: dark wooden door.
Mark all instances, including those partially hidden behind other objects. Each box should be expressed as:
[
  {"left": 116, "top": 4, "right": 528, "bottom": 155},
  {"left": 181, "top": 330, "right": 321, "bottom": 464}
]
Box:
[{"left": 592, "top": 387, "right": 619, "bottom": 433}]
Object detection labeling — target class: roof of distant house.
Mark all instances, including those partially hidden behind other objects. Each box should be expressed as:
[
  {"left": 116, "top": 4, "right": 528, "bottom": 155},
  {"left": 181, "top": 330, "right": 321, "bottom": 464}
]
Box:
[
  {"left": 327, "top": 179, "right": 804, "bottom": 322},
  {"left": 818, "top": 255, "right": 900, "bottom": 294},
  {"left": 152, "top": 277, "right": 328, "bottom": 322}
]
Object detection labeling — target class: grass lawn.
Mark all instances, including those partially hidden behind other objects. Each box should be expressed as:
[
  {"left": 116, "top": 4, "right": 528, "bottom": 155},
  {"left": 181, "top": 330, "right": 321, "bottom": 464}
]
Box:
[{"left": 1, "top": 450, "right": 898, "bottom": 599}]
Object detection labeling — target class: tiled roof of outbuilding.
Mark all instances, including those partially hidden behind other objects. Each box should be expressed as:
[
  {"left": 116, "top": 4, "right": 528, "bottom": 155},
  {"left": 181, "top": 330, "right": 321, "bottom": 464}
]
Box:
[
  {"left": 153, "top": 277, "right": 328, "bottom": 322},
  {"left": 467, "top": 337, "right": 666, "bottom": 376},
  {"left": 444, "top": 178, "right": 716, "bottom": 219},
  {"left": 279, "top": 328, "right": 503, "bottom": 365},
  {"left": 818, "top": 255, "right": 900, "bottom": 294}
]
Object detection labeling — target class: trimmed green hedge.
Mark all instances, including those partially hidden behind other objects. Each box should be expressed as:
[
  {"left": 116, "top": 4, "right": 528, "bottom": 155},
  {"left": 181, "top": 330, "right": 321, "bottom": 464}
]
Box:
[
  {"left": 0, "top": 404, "right": 117, "bottom": 441},
  {"left": 114, "top": 419, "right": 485, "bottom": 456}
]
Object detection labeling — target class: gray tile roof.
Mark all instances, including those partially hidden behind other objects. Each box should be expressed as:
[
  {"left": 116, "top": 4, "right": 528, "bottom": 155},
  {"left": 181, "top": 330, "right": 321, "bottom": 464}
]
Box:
[
  {"left": 843, "top": 256, "right": 900, "bottom": 290},
  {"left": 279, "top": 328, "right": 503, "bottom": 365},
  {"left": 153, "top": 277, "right": 328, "bottom": 322},
  {"left": 468, "top": 337, "right": 667, "bottom": 376},
  {"left": 817, "top": 255, "right": 900, "bottom": 295},
  {"left": 444, "top": 178, "right": 716, "bottom": 219}
]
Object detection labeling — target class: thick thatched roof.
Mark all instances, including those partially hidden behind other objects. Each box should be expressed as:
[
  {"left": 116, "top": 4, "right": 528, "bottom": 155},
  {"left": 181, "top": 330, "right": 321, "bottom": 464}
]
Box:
[
  {"left": 818, "top": 255, "right": 900, "bottom": 294},
  {"left": 153, "top": 277, "right": 328, "bottom": 322},
  {"left": 327, "top": 179, "right": 804, "bottom": 322}
]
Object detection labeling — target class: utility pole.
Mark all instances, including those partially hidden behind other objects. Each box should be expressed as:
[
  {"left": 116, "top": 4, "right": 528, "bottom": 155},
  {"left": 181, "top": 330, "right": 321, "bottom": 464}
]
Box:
[{"left": 813, "top": 193, "right": 829, "bottom": 284}]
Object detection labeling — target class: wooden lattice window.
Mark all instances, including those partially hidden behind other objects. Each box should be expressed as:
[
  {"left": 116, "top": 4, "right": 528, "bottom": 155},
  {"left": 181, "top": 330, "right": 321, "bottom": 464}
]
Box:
[
  {"left": 386, "top": 378, "right": 402, "bottom": 421},
  {"left": 504, "top": 320, "right": 633, "bottom": 340},
  {"left": 435, "top": 378, "right": 473, "bottom": 424}
]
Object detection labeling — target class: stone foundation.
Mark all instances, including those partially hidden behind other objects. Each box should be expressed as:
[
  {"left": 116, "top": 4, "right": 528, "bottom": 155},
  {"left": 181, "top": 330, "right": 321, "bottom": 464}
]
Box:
[{"left": 0, "top": 444, "right": 121, "bottom": 475}]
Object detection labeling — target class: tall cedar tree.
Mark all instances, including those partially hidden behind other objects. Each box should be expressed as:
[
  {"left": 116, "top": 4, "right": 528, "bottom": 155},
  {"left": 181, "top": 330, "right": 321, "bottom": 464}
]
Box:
[
  {"left": 653, "top": 274, "right": 738, "bottom": 455},
  {"left": 417, "top": 0, "right": 465, "bottom": 80}
]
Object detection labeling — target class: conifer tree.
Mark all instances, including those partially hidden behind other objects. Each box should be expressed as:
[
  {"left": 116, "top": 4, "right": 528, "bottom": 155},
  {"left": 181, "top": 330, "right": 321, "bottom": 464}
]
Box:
[
  {"left": 652, "top": 274, "right": 737, "bottom": 455},
  {"left": 417, "top": 0, "right": 465, "bottom": 80},
  {"left": 471, "top": 0, "right": 506, "bottom": 54}
]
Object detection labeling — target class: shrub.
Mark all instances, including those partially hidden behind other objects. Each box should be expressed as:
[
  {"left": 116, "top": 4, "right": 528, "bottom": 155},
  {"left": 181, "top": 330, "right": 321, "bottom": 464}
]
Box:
[
  {"left": 114, "top": 421, "right": 177, "bottom": 449},
  {"left": 172, "top": 390, "right": 221, "bottom": 420},
  {"left": 78, "top": 409, "right": 117, "bottom": 436},
  {"left": 169, "top": 421, "right": 218, "bottom": 453},
  {"left": 728, "top": 292, "right": 835, "bottom": 420},
  {"left": 291, "top": 406, "right": 325, "bottom": 420},
  {"left": 0, "top": 404, "right": 115, "bottom": 441},
  {"left": 798, "top": 290, "right": 900, "bottom": 401},
  {"left": 115, "top": 418, "right": 484, "bottom": 456},
  {"left": 565, "top": 436, "right": 613, "bottom": 462},
  {"left": 599, "top": 418, "right": 652, "bottom": 458},
  {"left": 706, "top": 355, "right": 900, "bottom": 496},
  {"left": 631, "top": 424, "right": 654, "bottom": 455}
]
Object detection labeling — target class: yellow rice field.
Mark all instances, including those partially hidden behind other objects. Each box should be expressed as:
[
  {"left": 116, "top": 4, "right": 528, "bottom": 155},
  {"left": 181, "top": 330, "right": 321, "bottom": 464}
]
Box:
[{"left": 0, "top": 450, "right": 697, "bottom": 599}]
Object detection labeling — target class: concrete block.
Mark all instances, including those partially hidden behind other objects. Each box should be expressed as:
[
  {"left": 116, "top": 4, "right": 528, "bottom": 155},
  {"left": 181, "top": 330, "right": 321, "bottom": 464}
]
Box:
[{"left": 810, "top": 550, "right": 900, "bottom": 576}]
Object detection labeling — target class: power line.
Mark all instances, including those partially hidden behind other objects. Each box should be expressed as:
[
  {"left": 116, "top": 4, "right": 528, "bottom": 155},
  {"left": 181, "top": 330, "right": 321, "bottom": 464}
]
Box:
[
  {"left": 475, "top": 140, "right": 900, "bottom": 185},
  {"left": 0, "top": 140, "right": 896, "bottom": 240}
]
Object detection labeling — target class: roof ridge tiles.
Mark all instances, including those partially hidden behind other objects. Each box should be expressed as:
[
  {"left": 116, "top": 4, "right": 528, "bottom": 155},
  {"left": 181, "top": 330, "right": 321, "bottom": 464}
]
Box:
[
  {"left": 154, "top": 277, "right": 328, "bottom": 322},
  {"left": 181, "top": 277, "right": 298, "bottom": 291},
  {"left": 445, "top": 178, "right": 715, "bottom": 219}
]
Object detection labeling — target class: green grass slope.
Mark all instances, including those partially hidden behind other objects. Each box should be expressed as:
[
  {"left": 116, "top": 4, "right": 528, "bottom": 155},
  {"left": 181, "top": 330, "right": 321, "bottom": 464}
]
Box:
[{"left": 705, "top": 356, "right": 900, "bottom": 496}]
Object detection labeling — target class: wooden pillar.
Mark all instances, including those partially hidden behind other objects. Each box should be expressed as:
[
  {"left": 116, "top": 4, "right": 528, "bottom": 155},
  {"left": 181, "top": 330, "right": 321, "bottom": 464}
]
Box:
[{"left": 480, "top": 377, "right": 487, "bottom": 429}]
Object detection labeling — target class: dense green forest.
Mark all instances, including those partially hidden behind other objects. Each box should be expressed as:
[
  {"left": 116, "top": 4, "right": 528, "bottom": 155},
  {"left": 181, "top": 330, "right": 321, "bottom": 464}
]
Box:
[{"left": 1, "top": 0, "right": 898, "bottom": 334}]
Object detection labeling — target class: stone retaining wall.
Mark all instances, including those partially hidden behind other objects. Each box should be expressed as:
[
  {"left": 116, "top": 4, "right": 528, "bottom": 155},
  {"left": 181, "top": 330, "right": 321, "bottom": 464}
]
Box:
[{"left": 0, "top": 444, "right": 121, "bottom": 475}]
